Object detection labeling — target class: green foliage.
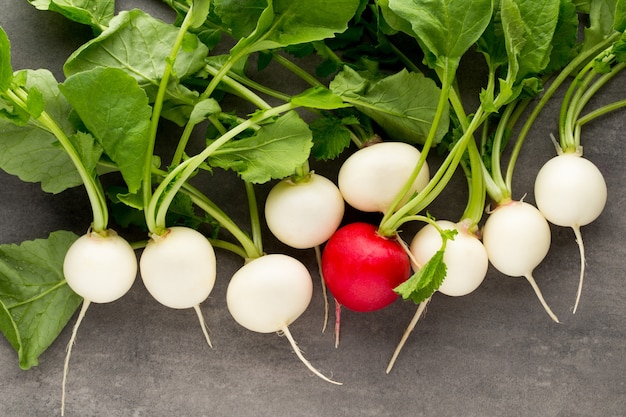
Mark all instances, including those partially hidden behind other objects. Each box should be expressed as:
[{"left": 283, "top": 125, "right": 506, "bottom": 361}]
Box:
[{"left": 0, "top": 231, "right": 82, "bottom": 370}]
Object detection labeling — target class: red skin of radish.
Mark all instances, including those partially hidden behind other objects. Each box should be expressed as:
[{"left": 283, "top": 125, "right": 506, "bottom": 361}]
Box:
[{"left": 321, "top": 222, "right": 411, "bottom": 312}]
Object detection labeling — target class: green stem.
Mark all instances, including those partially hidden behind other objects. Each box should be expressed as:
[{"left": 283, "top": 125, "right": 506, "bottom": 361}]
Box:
[
  {"left": 143, "top": 11, "right": 195, "bottom": 232},
  {"left": 6, "top": 88, "right": 108, "bottom": 232},
  {"left": 380, "top": 105, "right": 487, "bottom": 235},
  {"left": 244, "top": 181, "right": 264, "bottom": 256},
  {"left": 272, "top": 51, "right": 324, "bottom": 88},
  {"left": 379, "top": 68, "right": 452, "bottom": 231},
  {"left": 148, "top": 102, "right": 296, "bottom": 234}
]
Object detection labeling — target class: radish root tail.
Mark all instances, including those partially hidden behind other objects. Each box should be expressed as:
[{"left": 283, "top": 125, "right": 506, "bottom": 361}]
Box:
[
  {"left": 524, "top": 273, "right": 560, "bottom": 323},
  {"left": 314, "top": 245, "right": 330, "bottom": 334},
  {"left": 281, "top": 325, "right": 342, "bottom": 385},
  {"left": 334, "top": 299, "right": 341, "bottom": 348},
  {"left": 386, "top": 297, "right": 431, "bottom": 374},
  {"left": 572, "top": 225, "right": 586, "bottom": 314},
  {"left": 61, "top": 299, "right": 91, "bottom": 417},
  {"left": 193, "top": 304, "right": 213, "bottom": 348}
]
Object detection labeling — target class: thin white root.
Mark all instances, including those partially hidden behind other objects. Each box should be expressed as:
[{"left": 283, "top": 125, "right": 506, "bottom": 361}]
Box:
[
  {"left": 334, "top": 299, "right": 341, "bottom": 348},
  {"left": 193, "top": 304, "right": 213, "bottom": 348},
  {"left": 280, "top": 325, "right": 342, "bottom": 385},
  {"left": 61, "top": 299, "right": 91, "bottom": 417},
  {"left": 524, "top": 273, "right": 560, "bottom": 323},
  {"left": 314, "top": 245, "right": 330, "bottom": 334},
  {"left": 386, "top": 297, "right": 431, "bottom": 374},
  {"left": 572, "top": 225, "right": 586, "bottom": 314}
]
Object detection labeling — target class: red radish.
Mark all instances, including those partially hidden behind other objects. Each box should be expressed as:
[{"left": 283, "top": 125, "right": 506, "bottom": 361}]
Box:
[
  {"left": 321, "top": 222, "right": 411, "bottom": 313},
  {"left": 482, "top": 200, "right": 559, "bottom": 322},
  {"left": 534, "top": 152, "right": 607, "bottom": 313},
  {"left": 337, "top": 141, "right": 430, "bottom": 213}
]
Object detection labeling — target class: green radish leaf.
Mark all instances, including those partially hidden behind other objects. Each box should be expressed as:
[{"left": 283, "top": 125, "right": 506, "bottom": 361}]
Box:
[
  {"left": 207, "top": 110, "right": 313, "bottom": 183},
  {"left": 63, "top": 9, "right": 209, "bottom": 114},
  {"left": 616, "top": 0, "right": 626, "bottom": 32},
  {"left": 189, "top": 98, "right": 222, "bottom": 126},
  {"left": 0, "top": 231, "right": 82, "bottom": 370},
  {"left": 309, "top": 115, "right": 354, "bottom": 161},
  {"left": 387, "top": 0, "right": 493, "bottom": 80},
  {"left": 189, "top": 0, "right": 211, "bottom": 29},
  {"left": 60, "top": 66, "right": 151, "bottom": 194},
  {"left": 0, "top": 70, "right": 85, "bottom": 193},
  {"left": 582, "top": 0, "right": 619, "bottom": 52},
  {"left": 213, "top": 0, "right": 268, "bottom": 39},
  {"left": 543, "top": 0, "right": 580, "bottom": 74},
  {"left": 226, "top": 0, "right": 361, "bottom": 54},
  {"left": 0, "top": 27, "right": 11, "bottom": 91},
  {"left": 330, "top": 67, "right": 448, "bottom": 144},
  {"left": 394, "top": 249, "right": 447, "bottom": 304},
  {"left": 26, "top": 0, "right": 114, "bottom": 33},
  {"left": 502, "top": 0, "right": 561, "bottom": 83},
  {"left": 291, "top": 86, "right": 350, "bottom": 110}
]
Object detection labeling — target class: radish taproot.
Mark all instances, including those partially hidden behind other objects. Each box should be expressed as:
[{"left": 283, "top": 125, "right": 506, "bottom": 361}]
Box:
[
  {"left": 482, "top": 200, "right": 559, "bottom": 322},
  {"left": 139, "top": 226, "right": 216, "bottom": 347},
  {"left": 61, "top": 229, "right": 138, "bottom": 416},
  {"left": 337, "top": 141, "right": 430, "bottom": 213},
  {"left": 226, "top": 254, "right": 341, "bottom": 385},
  {"left": 534, "top": 152, "right": 607, "bottom": 313}
]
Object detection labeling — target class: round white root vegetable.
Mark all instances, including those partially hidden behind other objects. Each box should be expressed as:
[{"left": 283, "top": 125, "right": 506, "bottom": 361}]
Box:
[
  {"left": 140, "top": 226, "right": 216, "bottom": 309},
  {"left": 140, "top": 226, "right": 216, "bottom": 348},
  {"left": 410, "top": 220, "right": 488, "bottom": 297},
  {"left": 227, "top": 254, "right": 341, "bottom": 384},
  {"left": 337, "top": 141, "right": 430, "bottom": 213},
  {"left": 264, "top": 173, "right": 345, "bottom": 249},
  {"left": 386, "top": 220, "right": 488, "bottom": 373},
  {"left": 61, "top": 229, "right": 138, "bottom": 416},
  {"left": 534, "top": 153, "right": 607, "bottom": 313},
  {"left": 63, "top": 230, "right": 137, "bottom": 304},
  {"left": 482, "top": 201, "right": 559, "bottom": 322}
]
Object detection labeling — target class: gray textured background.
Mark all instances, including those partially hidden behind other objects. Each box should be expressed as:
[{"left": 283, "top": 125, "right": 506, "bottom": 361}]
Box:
[{"left": 1, "top": 1, "right": 626, "bottom": 416}]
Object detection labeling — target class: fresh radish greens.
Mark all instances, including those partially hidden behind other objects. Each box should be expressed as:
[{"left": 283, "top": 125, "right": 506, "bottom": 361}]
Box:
[{"left": 1, "top": 1, "right": 625, "bottom": 411}]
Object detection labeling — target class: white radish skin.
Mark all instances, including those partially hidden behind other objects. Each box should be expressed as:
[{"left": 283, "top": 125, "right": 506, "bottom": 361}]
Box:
[
  {"left": 264, "top": 173, "right": 345, "bottom": 249},
  {"left": 338, "top": 141, "right": 430, "bottom": 213},
  {"left": 140, "top": 226, "right": 216, "bottom": 348},
  {"left": 61, "top": 229, "right": 137, "bottom": 416},
  {"left": 63, "top": 230, "right": 137, "bottom": 303},
  {"left": 410, "top": 220, "right": 488, "bottom": 297},
  {"left": 482, "top": 201, "right": 559, "bottom": 323},
  {"left": 140, "top": 226, "right": 216, "bottom": 309},
  {"left": 534, "top": 153, "right": 607, "bottom": 313},
  {"left": 227, "top": 254, "right": 341, "bottom": 385},
  {"left": 387, "top": 220, "right": 488, "bottom": 373}
]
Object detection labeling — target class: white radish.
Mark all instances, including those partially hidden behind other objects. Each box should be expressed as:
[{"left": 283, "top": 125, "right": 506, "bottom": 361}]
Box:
[
  {"left": 386, "top": 220, "right": 488, "bottom": 373},
  {"left": 140, "top": 226, "right": 216, "bottom": 347},
  {"left": 410, "top": 220, "right": 488, "bottom": 297},
  {"left": 338, "top": 141, "right": 430, "bottom": 213},
  {"left": 226, "top": 254, "right": 341, "bottom": 385},
  {"left": 61, "top": 229, "right": 138, "bottom": 416},
  {"left": 264, "top": 172, "right": 345, "bottom": 249},
  {"left": 534, "top": 152, "right": 607, "bottom": 313},
  {"left": 264, "top": 172, "right": 345, "bottom": 333},
  {"left": 482, "top": 200, "right": 559, "bottom": 322}
]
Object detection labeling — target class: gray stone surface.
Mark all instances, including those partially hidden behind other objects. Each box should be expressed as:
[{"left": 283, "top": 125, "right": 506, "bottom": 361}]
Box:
[{"left": 1, "top": 2, "right": 626, "bottom": 416}]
